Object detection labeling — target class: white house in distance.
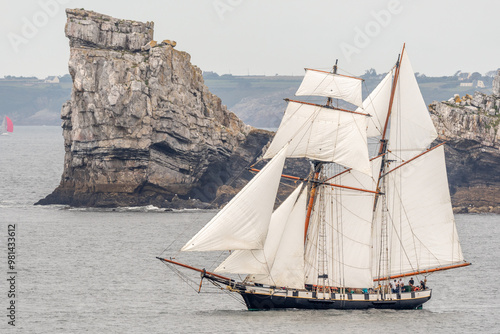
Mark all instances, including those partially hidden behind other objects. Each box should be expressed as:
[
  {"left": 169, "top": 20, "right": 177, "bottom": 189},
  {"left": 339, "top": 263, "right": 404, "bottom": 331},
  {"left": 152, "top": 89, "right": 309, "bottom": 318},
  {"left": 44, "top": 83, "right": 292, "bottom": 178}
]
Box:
[{"left": 44, "top": 76, "right": 60, "bottom": 84}]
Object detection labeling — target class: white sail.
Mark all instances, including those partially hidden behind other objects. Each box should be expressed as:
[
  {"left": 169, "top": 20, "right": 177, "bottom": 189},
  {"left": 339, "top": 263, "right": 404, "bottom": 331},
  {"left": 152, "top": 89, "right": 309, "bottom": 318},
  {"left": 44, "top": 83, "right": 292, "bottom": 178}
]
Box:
[
  {"left": 389, "top": 51, "right": 438, "bottom": 161},
  {"left": 304, "top": 157, "right": 382, "bottom": 288},
  {"left": 181, "top": 145, "right": 288, "bottom": 252},
  {"left": 263, "top": 101, "right": 371, "bottom": 176},
  {"left": 379, "top": 146, "right": 464, "bottom": 276},
  {"left": 357, "top": 70, "right": 394, "bottom": 137},
  {"left": 295, "top": 69, "right": 364, "bottom": 108},
  {"left": 214, "top": 184, "right": 304, "bottom": 275},
  {"left": 164, "top": 48, "right": 470, "bottom": 310},
  {"left": 246, "top": 186, "right": 307, "bottom": 289}
]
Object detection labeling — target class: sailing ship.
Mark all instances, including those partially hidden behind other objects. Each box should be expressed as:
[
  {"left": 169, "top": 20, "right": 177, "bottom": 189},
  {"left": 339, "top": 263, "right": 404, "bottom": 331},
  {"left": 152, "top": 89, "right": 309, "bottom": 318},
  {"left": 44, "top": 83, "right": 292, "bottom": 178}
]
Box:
[
  {"left": 158, "top": 45, "right": 470, "bottom": 310},
  {"left": 1, "top": 116, "right": 14, "bottom": 135}
]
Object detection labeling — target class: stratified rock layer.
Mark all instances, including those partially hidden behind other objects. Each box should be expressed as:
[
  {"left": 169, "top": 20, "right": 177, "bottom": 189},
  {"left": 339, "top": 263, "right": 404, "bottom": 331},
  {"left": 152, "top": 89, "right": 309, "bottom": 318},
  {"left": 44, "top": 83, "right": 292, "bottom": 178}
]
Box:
[
  {"left": 430, "top": 85, "right": 500, "bottom": 213},
  {"left": 37, "top": 9, "right": 272, "bottom": 208}
]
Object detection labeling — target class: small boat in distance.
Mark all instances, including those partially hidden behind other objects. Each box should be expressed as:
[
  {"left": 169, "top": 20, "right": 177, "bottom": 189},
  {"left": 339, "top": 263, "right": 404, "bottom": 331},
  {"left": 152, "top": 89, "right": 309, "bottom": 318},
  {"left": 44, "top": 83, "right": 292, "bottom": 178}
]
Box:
[
  {"left": 1, "top": 116, "right": 14, "bottom": 135},
  {"left": 157, "top": 44, "right": 471, "bottom": 310}
]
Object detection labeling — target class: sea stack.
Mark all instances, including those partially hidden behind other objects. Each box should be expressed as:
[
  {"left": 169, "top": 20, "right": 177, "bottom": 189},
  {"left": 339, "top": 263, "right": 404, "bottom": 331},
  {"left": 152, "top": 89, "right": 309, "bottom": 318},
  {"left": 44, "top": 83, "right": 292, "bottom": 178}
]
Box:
[{"left": 37, "top": 9, "right": 271, "bottom": 208}]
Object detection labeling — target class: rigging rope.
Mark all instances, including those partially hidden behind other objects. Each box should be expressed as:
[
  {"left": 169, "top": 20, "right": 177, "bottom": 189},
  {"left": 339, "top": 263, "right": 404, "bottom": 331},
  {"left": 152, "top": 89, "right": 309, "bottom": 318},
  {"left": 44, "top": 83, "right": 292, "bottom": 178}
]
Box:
[{"left": 207, "top": 280, "right": 247, "bottom": 307}]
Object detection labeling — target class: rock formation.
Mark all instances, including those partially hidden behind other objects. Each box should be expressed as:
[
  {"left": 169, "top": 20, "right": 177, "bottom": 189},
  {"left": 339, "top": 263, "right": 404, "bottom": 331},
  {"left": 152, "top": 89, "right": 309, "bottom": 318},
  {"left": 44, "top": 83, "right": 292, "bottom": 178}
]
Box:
[
  {"left": 37, "top": 9, "right": 272, "bottom": 208},
  {"left": 37, "top": 9, "right": 500, "bottom": 212},
  {"left": 429, "top": 78, "right": 500, "bottom": 213},
  {"left": 493, "top": 70, "right": 500, "bottom": 96}
]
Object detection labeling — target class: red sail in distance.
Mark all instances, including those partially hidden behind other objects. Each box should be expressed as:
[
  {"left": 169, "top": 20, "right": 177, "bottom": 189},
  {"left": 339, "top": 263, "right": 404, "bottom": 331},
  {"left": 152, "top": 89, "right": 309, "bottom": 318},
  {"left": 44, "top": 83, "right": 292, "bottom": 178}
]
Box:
[{"left": 5, "top": 116, "right": 13, "bottom": 132}]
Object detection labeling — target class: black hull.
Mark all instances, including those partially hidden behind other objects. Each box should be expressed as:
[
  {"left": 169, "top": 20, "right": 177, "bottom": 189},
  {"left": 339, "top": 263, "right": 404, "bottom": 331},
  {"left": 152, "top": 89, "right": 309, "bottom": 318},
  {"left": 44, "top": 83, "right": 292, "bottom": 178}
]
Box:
[{"left": 240, "top": 292, "right": 431, "bottom": 310}]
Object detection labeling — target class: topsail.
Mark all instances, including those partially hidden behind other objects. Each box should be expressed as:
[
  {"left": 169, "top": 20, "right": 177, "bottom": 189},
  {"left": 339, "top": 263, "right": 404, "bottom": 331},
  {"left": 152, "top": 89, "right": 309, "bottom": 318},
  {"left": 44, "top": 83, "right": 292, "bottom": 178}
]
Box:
[{"left": 295, "top": 68, "right": 364, "bottom": 108}]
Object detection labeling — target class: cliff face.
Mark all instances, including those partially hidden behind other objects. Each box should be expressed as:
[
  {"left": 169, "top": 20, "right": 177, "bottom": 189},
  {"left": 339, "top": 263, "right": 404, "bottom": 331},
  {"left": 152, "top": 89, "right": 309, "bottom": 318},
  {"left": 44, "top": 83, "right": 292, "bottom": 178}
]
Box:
[
  {"left": 429, "top": 76, "right": 500, "bottom": 213},
  {"left": 37, "top": 9, "right": 272, "bottom": 208}
]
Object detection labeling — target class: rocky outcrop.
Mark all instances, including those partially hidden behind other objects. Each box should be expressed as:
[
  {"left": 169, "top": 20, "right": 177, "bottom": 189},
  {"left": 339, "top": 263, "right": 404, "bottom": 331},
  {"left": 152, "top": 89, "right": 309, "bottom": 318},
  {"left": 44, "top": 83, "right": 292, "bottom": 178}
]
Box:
[
  {"left": 493, "top": 70, "right": 500, "bottom": 96},
  {"left": 429, "top": 82, "right": 500, "bottom": 213},
  {"left": 37, "top": 9, "right": 272, "bottom": 208}
]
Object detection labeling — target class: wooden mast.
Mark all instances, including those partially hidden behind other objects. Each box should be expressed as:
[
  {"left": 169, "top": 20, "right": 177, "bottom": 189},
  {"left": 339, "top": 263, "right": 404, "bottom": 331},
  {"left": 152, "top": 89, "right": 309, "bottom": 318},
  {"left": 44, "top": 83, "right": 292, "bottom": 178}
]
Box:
[
  {"left": 303, "top": 60, "right": 339, "bottom": 242},
  {"left": 303, "top": 164, "right": 321, "bottom": 242},
  {"left": 378, "top": 43, "right": 405, "bottom": 155},
  {"left": 371, "top": 45, "right": 404, "bottom": 288},
  {"left": 373, "top": 44, "right": 405, "bottom": 211},
  {"left": 372, "top": 45, "right": 472, "bottom": 283}
]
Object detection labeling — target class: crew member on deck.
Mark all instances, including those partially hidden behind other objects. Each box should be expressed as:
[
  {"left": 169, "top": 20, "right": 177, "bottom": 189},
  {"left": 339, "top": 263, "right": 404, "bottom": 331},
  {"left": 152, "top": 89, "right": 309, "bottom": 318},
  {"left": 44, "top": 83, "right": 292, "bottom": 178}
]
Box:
[{"left": 391, "top": 280, "right": 397, "bottom": 293}]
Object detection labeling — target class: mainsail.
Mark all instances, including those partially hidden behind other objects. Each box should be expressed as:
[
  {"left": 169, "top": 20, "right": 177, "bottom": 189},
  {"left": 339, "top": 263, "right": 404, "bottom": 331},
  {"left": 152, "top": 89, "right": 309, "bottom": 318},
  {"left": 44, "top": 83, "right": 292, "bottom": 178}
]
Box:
[
  {"left": 371, "top": 46, "right": 467, "bottom": 281},
  {"left": 381, "top": 145, "right": 464, "bottom": 276}
]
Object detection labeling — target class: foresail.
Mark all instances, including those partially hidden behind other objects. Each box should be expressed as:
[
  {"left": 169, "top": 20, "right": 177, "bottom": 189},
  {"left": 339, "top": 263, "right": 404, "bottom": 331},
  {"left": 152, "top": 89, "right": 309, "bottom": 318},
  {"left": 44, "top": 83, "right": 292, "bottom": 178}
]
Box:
[
  {"left": 263, "top": 101, "right": 371, "bottom": 175},
  {"left": 215, "top": 184, "right": 304, "bottom": 275},
  {"left": 388, "top": 51, "right": 437, "bottom": 161},
  {"left": 247, "top": 185, "right": 307, "bottom": 289},
  {"left": 304, "top": 157, "right": 382, "bottom": 288},
  {"left": 295, "top": 69, "right": 363, "bottom": 108},
  {"left": 181, "top": 145, "right": 288, "bottom": 252},
  {"left": 357, "top": 70, "right": 393, "bottom": 137},
  {"left": 377, "top": 146, "right": 464, "bottom": 276}
]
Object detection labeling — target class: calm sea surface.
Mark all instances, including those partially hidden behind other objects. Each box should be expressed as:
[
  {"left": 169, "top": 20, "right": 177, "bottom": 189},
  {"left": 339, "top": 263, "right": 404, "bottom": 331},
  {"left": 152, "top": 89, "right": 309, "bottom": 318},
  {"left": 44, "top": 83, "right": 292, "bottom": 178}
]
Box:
[{"left": 0, "top": 126, "right": 499, "bottom": 333}]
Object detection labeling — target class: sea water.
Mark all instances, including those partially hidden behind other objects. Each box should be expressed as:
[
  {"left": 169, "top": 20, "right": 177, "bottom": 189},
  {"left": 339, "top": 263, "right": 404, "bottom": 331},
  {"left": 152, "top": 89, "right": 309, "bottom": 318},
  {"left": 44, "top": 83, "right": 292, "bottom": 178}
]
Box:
[{"left": 0, "top": 126, "right": 498, "bottom": 333}]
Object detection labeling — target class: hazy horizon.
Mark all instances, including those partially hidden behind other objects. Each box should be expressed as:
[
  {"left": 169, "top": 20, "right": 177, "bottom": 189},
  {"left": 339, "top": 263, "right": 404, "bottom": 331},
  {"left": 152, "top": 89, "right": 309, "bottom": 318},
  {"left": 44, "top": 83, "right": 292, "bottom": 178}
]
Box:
[{"left": 2, "top": 0, "right": 499, "bottom": 78}]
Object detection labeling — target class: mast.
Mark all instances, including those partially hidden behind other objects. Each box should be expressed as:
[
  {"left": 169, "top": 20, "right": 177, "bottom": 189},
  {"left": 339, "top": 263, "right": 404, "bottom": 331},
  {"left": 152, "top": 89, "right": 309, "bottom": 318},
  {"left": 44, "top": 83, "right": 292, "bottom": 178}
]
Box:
[
  {"left": 326, "top": 59, "right": 338, "bottom": 107},
  {"left": 303, "top": 162, "right": 322, "bottom": 242},
  {"left": 304, "top": 59, "right": 338, "bottom": 242},
  {"left": 298, "top": 60, "right": 379, "bottom": 289},
  {"left": 373, "top": 45, "right": 404, "bottom": 211},
  {"left": 372, "top": 45, "right": 404, "bottom": 288},
  {"left": 371, "top": 45, "right": 471, "bottom": 285},
  {"left": 378, "top": 44, "right": 405, "bottom": 155}
]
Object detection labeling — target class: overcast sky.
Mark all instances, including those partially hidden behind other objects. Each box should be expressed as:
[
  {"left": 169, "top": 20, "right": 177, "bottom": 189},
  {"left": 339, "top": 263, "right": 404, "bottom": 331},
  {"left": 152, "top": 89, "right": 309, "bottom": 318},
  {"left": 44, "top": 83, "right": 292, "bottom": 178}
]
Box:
[{"left": 1, "top": 0, "right": 499, "bottom": 78}]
